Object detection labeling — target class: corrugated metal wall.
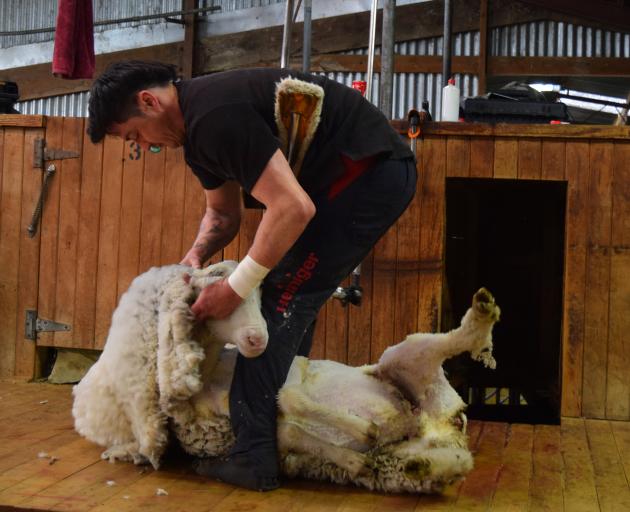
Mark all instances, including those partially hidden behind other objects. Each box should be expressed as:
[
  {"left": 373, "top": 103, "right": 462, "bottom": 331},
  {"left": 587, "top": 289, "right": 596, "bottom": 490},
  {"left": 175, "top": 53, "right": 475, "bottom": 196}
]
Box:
[
  {"left": 491, "top": 20, "right": 630, "bottom": 58},
  {"left": 394, "top": 31, "right": 479, "bottom": 120},
  {"left": 17, "top": 91, "right": 89, "bottom": 117},
  {"left": 0, "top": 0, "right": 283, "bottom": 49},
  {"left": 323, "top": 30, "right": 478, "bottom": 120},
  {"left": 0, "top": 0, "right": 57, "bottom": 48},
  {"left": 11, "top": 15, "right": 630, "bottom": 119},
  {"left": 1, "top": 0, "right": 178, "bottom": 48}
]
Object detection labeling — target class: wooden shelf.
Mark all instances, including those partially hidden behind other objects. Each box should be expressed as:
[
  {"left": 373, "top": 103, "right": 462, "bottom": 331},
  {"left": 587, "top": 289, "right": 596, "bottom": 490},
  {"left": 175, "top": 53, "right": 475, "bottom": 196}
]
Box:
[
  {"left": 391, "top": 120, "right": 630, "bottom": 140},
  {"left": 0, "top": 114, "right": 46, "bottom": 128}
]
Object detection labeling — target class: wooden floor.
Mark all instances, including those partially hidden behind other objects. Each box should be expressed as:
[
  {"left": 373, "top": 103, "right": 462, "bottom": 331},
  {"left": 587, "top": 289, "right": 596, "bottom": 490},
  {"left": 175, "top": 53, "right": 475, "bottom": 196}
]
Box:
[{"left": 0, "top": 381, "right": 629, "bottom": 512}]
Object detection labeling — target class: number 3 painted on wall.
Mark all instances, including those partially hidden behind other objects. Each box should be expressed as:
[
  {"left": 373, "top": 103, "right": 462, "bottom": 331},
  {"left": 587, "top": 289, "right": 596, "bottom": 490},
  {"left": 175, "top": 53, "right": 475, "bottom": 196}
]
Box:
[{"left": 129, "top": 142, "right": 142, "bottom": 160}]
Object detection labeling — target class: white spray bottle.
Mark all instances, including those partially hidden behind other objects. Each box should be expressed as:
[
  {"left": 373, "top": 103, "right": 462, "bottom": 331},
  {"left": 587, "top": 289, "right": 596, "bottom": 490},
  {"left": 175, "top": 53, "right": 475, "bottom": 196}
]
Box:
[{"left": 441, "top": 77, "right": 460, "bottom": 121}]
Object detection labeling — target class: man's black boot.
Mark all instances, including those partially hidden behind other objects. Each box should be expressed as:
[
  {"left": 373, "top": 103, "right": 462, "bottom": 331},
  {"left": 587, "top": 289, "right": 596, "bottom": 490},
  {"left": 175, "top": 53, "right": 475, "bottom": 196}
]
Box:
[{"left": 193, "top": 452, "right": 280, "bottom": 492}]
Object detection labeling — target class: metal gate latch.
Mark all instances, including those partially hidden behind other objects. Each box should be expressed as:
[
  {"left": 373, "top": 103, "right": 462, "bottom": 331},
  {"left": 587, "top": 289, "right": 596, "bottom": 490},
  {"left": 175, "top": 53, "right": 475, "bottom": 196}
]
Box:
[
  {"left": 25, "top": 310, "right": 71, "bottom": 341},
  {"left": 27, "top": 164, "right": 56, "bottom": 238}
]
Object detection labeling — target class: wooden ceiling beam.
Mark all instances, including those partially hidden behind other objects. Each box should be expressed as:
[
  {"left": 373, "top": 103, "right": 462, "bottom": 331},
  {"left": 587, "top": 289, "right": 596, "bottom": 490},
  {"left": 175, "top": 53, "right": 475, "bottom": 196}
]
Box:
[
  {"left": 290, "top": 55, "right": 630, "bottom": 78},
  {"left": 302, "top": 55, "right": 480, "bottom": 74},
  {"left": 488, "top": 57, "right": 630, "bottom": 77},
  {"left": 194, "top": 0, "right": 553, "bottom": 75}
]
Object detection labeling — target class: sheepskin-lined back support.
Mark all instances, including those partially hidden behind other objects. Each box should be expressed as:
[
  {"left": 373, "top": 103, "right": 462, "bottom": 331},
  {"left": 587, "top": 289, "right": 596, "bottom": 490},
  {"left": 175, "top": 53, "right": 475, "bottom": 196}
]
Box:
[{"left": 274, "top": 77, "right": 324, "bottom": 177}]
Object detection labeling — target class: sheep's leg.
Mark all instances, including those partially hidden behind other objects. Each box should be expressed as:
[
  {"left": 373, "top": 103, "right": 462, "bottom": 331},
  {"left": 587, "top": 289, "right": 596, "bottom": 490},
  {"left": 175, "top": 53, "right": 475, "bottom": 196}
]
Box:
[
  {"left": 378, "top": 289, "right": 499, "bottom": 373},
  {"left": 278, "top": 386, "right": 378, "bottom": 445},
  {"left": 278, "top": 421, "right": 369, "bottom": 478}
]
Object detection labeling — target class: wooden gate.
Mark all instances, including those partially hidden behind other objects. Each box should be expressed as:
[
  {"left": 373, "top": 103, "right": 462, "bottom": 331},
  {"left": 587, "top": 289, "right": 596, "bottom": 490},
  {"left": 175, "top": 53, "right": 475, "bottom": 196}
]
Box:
[
  {"left": 34, "top": 116, "right": 265, "bottom": 351},
  {"left": 0, "top": 115, "right": 261, "bottom": 371},
  {"left": 0, "top": 116, "right": 46, "bottom": 377}
]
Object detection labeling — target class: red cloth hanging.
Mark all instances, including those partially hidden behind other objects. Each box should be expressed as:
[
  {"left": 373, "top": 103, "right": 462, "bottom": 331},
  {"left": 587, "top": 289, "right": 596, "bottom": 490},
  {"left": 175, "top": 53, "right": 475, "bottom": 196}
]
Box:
[{"left": 52, "top": 0, "right": 95, "bottom": 79}]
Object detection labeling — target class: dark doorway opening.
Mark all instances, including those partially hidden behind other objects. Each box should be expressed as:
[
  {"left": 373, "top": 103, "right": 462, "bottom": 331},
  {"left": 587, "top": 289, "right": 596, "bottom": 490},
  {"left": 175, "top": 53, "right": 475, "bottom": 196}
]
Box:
[{"left": 443, "top": 178, "right": 566, "bottom": 424}]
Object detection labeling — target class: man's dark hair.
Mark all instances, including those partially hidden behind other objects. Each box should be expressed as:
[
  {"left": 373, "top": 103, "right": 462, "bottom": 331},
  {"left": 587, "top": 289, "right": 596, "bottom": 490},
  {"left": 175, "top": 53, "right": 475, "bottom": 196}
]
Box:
[{"left": 87, "top": 60, "right": 178, "bottom": 143}]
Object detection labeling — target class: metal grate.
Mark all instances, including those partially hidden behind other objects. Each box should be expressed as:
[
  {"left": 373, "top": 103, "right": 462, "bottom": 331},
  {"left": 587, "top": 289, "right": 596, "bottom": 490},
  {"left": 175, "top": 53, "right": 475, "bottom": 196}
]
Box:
[{"left": 465, "top": 386, "right": 528, "bottom": 406}]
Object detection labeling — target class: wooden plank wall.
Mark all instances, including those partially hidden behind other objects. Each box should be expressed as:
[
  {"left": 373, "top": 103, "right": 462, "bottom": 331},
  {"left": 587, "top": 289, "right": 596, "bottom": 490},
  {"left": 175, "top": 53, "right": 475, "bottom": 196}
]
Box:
[
  {"left": 1, "top": 117, "right": 630, "bottom": 422},
  {"left": 418, "top": 127, "right": 628, "bottom": 422},
  {"left": 0, "top": 117, "right": 46, "bottom": 378}
]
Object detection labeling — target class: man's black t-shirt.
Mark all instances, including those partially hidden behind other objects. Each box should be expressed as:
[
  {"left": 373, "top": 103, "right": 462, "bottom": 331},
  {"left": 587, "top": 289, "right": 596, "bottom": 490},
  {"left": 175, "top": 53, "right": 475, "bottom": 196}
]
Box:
[{"left": 176, "top": 68, "right": 413, "bottom": 195}]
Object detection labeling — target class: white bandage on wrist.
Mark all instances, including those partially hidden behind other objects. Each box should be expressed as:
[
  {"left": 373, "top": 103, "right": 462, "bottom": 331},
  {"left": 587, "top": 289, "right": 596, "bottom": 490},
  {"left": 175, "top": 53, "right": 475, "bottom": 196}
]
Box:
[{"left": 227, "top": 255, "right": 270, "bottom": 299}]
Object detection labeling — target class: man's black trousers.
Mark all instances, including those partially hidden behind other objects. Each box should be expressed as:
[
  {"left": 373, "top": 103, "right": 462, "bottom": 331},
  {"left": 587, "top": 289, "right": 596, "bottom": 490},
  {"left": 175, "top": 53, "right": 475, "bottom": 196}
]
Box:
[{"left": 227, "top": 155, "right": 417, "bottom": 459}]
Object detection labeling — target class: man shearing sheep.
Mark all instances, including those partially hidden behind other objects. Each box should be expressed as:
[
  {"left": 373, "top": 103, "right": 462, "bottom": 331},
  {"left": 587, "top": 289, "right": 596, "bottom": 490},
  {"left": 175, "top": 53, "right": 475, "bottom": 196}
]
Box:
[{"left": 86, "top": 60, "right": 416, "bottom": 491}]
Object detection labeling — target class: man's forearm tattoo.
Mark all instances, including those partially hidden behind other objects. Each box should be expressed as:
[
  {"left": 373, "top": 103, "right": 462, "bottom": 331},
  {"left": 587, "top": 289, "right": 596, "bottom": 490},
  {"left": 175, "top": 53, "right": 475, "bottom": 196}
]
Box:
[
  {"left": 193, "top": 240, "right": 210, "bottom": 251},
  {"left": 192, "top": 214, "right": 234, "bottom": 260}
]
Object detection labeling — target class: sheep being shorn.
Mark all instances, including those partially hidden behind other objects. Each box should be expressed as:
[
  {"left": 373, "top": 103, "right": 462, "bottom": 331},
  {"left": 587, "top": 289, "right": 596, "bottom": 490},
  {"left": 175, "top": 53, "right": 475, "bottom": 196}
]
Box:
[
  {"left": 73, "top": 259, "right": 500, "bottom": 494},
  {"left": 184, "top": 288, "right": 501, "bottom": 493}
]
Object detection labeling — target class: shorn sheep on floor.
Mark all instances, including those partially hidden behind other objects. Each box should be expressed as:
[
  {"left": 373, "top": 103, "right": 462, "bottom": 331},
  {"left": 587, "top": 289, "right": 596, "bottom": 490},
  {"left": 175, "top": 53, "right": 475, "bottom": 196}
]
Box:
[{"left": 73, "top": 261, "right": 500, "bottom": 493}]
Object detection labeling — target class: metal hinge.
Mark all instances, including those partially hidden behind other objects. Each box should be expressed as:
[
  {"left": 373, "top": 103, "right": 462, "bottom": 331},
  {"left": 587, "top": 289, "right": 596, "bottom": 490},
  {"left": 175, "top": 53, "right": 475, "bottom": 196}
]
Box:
[
  {"left": 25, "top": 310, "right": 71, "bottom": 341},
  {"left": 33, "top": 138, "right": 79, "bottom": 169}
]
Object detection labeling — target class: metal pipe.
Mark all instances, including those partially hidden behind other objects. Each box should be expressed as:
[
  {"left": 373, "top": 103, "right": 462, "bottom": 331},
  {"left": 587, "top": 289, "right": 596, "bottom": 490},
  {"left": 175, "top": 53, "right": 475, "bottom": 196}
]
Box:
[
  {"left": 556, "top": 92, "right": 629, "bottom": 108},
  {"left": 293, "top": 0, "right": 303, "bottom": 23},
  {"left": 380, "top": 0, "right": 395, "bottom": 119},
  {"left": 442, "top": 0, "right": 453, "bottom": 83},
  {"left": 302, "top": 0, "right": 312, "bottom": 73},
  {"left": 344, "top": 0, "right": 380, "bottom": 304},
  {"left": 281, "top": 0, "right": 295, "bottom": 68},
  {"left": 365, "top": 0, "right": 379, "bottom": 104}
]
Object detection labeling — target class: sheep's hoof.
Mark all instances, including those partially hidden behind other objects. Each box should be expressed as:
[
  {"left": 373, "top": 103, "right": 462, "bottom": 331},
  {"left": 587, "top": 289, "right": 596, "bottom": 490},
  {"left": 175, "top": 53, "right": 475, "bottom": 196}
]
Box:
[
  {"left": 473, "top": 288, "right": 500, "bottom": 321},
  {"left": 451, "top": 411, "right": 467, "bottom": 433}
]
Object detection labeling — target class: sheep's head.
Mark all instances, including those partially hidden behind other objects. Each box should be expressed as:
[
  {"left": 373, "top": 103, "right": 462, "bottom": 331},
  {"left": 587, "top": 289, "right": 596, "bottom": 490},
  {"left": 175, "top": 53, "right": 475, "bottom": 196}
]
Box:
[{"left": 189, "top": 261, "right": 269, "bottom": 358}]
